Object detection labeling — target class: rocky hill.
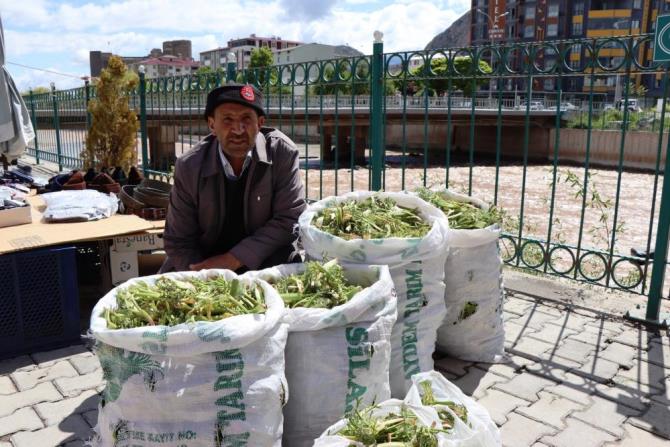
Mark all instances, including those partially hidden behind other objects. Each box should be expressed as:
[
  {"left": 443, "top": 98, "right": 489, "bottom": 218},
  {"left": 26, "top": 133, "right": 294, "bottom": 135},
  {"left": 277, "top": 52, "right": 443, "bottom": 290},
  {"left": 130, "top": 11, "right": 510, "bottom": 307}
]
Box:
[{"left": 425, "top": 11, "right": 471, "bottom": 50}]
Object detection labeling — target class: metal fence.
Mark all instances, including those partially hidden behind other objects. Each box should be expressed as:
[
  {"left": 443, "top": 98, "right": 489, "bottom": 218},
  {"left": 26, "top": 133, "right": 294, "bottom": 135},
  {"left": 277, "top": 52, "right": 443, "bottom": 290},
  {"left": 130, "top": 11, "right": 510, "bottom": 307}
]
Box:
[{"left": 21, "top": 34, "right": 670, "bottom": 325}]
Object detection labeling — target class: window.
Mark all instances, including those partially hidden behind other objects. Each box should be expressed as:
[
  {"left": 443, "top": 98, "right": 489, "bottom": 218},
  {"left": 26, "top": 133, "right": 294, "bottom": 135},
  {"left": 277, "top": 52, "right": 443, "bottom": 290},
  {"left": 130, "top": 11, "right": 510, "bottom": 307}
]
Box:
[
  {"left": 548, "top": 3, "right": 559, "bottom": 17},
  {"left": 632, "top": 20, "right": 640, "bottom": 29},
  {"left": 573, "top": 22, "right": 583, "bottom": 35},
  {"left": 633, "top": 0, "right": 641, "bottom": 8},
  {"left": 547, "top": 23, "right": 558, "bottom": 36},
  {"left": 525, "top": 6, "right": 535, "bottom": 19},
  {"left": 524, "top": 25, "right": 534, "bottom": 37},
  {"left": 574, "top": 2, "right": 584, "bottom": 14}
]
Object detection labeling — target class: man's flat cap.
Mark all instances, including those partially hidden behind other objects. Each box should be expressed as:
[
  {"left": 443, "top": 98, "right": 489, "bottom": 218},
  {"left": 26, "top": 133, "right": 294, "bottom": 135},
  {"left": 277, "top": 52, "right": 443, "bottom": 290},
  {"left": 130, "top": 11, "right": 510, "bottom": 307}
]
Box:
[{"left": 205, "top": 84, "right": 265, "bottom": 118}]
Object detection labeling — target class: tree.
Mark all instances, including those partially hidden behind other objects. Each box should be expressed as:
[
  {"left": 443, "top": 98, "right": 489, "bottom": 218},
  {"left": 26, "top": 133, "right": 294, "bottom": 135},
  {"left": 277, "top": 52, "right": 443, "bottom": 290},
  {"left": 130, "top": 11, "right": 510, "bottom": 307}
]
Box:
[
  {"left": 405, "top": 56, "right": 492, "bottom": 97},
  {"left": 83, "top": 55, "right": 139, "bottom": 170},
  {"left": 21, "top": 86, "right": 50, "bottom": 96}
]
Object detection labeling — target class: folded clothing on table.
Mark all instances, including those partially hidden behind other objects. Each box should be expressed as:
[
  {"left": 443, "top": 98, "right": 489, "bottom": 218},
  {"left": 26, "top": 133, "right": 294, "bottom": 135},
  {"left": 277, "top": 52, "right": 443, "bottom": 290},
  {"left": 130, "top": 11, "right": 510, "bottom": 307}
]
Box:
[{"left": 41, "top": 190, "right": 119, "bottom": 222}]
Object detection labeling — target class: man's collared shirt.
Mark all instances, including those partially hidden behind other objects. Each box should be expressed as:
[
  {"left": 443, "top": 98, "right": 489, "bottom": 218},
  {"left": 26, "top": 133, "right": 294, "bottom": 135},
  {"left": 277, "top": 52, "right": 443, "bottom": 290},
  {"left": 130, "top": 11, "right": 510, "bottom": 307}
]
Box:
[{"left": 218, "top": 142, "right": 252, "bottom": 180}]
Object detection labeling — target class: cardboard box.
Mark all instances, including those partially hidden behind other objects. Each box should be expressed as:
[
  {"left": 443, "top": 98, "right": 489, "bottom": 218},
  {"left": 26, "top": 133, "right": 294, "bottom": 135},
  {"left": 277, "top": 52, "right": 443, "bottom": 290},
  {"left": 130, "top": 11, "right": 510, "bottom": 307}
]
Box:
[
  {"left": 109, "top": 248, "right": 139, "bottom": 285},
  {"left": 113, "top": 231, "right": 164, "bottom": 252},
  {"left": 0, "top": 205, "right": 32, "bottom": 229},
  {"left": 109, "top": 249, "right": 166, "bottom": 285}
]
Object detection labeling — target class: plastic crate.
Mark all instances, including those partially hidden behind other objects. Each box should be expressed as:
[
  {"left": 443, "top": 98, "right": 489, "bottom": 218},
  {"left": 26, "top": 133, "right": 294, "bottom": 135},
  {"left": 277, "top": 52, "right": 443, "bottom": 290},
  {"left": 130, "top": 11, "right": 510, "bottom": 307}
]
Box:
[{"left": 0, "top": 246, "right": 80, "bottom": 359}]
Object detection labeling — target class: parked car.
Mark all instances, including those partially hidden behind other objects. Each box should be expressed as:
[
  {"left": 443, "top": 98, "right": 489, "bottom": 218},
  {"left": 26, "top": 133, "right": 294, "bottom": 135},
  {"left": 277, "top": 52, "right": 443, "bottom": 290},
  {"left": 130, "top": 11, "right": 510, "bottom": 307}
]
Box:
[
  {"left": 521, "top": 100, "right": 544, "bottom": 111},
  {"left": 558, "top": 102, "right": 580, "bottom": 112},
  {"left": 615, "top": 98, "right": 642, "bottom": 113}
]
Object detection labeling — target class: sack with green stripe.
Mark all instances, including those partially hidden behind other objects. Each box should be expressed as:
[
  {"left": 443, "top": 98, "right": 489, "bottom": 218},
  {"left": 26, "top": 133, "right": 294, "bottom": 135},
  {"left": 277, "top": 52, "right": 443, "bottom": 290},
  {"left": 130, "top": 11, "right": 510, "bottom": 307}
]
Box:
[
  {"left": 416, "top": 189, "right": 506, "bottom": 363},
  {"left": 244, "top": 262, "right": 396, "bottom": 447},
  {"left": 89, "top": 269, "right": 288, "bottom": 447},
  {"left": 299, "top": 191, "right": 449, "bottom": 398}
]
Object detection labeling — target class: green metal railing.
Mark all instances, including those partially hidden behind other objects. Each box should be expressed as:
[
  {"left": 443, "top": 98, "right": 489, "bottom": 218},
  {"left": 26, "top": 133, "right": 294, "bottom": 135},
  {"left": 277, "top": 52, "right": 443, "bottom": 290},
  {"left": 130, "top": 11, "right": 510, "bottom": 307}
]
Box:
[{"left": 21, "top": 34, "right": 670, "bottom": 325}]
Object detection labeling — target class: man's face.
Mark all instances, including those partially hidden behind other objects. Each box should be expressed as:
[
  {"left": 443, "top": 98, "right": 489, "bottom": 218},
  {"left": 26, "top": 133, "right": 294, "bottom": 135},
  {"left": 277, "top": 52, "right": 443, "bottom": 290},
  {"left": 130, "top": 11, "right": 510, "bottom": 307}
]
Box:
[{"left": 208, "top": 102, "right": 265, "bottom": 160}]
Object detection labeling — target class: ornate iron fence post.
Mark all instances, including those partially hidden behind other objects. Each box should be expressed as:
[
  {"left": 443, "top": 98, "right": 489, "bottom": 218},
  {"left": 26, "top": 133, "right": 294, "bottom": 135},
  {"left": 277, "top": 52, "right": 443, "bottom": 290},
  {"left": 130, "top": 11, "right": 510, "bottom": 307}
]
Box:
[
  {"left": 139, "top": 66, "right": 149, "bottom": 176},
  {"left": 28, "top": 89, "right": 39, "bottom": 164},
  {"left": 84, "top": 78, "right": 91, "bottom": 131},
  {"left": 370, "top": 31, "right": 384, "bottom": 191},
  {"left": 50, "top": 82, "right": 63, "bottom": 171}
]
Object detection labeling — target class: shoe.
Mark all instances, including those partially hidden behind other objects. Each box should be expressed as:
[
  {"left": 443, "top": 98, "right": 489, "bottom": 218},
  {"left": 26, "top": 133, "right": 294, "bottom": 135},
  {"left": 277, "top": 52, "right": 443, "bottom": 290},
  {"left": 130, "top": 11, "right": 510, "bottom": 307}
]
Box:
[
  {"left": 62, "top": 171, "right": 86, "bottom": 190},
  {"left": 127, "top": 167, "right": 143, "bottom": 186}
]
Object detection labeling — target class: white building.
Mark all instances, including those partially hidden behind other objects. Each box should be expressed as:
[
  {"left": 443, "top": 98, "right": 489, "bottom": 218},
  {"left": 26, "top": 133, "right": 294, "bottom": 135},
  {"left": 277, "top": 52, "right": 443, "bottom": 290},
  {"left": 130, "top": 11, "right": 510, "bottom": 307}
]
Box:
[
  {"left": 199, "top": 47, "right": 231, "bottom": 71},
  {"left": 274, "top": 43, "right": 363, "bottom": 65},
  {"left": 129, "top": 55, "right": 200, "bottom": 78},
  {"left": 227, "top": 34, "right": 302, "bottom": 70}
]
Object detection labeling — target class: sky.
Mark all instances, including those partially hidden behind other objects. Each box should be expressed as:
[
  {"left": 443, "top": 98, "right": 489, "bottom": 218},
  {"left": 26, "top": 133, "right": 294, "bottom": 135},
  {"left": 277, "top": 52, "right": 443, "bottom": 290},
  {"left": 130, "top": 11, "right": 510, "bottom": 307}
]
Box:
[{"left": 0, "top": 0, "right": 470, "bottom": 91}]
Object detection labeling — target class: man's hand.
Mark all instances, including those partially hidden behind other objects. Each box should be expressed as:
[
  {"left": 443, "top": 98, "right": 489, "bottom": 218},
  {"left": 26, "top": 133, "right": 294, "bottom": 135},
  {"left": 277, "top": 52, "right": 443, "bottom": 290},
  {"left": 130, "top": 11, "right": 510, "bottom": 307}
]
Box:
[{"left": 189, "top": 252, "right": 243, "bottom": 271}]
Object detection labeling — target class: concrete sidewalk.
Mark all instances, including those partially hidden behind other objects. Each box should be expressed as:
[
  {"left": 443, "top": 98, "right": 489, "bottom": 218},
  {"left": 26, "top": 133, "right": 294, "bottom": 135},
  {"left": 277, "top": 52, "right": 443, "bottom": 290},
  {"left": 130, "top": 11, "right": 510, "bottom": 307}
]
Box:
[{"left": 0, "top": 290, "right": 668, "bottom": 446}]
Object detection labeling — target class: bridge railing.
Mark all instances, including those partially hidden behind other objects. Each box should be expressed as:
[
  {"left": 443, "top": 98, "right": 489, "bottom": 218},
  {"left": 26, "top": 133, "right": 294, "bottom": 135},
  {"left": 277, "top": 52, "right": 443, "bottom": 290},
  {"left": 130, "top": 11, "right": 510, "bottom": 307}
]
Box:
[{"left": 21, "top": 34, "right": 670, "bottom": 324}]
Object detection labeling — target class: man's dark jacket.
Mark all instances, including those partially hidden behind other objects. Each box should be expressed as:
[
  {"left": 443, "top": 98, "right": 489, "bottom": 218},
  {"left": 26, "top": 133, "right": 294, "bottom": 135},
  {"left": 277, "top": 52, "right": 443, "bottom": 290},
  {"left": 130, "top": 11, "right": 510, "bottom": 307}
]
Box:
[{"left": 161, "top": 127, "right": 306, "bottom": 272}]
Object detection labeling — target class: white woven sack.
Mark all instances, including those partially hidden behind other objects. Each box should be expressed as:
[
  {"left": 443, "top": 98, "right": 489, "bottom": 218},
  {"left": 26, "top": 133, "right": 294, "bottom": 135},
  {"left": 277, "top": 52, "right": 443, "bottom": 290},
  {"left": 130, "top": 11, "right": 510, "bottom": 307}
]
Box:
[
  {"left": 89, "top": 269, "right": 288, "bottom": 447},
  {"left": 299, "top": 191, "right": 449, "bottom": 397},
  {"left": 313, "top": 399, "right": 444, "bottom": 447},
  {"left": 428, "top": 189, "right": 506, "bottom": 363},
  {"left": 245, "top": 263, "right": 397, "bottom": 447},
  {"left": 405, "top": 370, "right": 501, "bottom": 447}
]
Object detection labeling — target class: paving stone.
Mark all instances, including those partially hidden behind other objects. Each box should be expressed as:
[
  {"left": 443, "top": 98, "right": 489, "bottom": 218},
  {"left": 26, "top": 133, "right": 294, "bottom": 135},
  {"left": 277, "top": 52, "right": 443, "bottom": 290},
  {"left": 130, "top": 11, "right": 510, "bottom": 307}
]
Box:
[
  {"left": 503, "top": 297, "right": 535, "bottom": 316},
  {"left": 544, "top": 372, "right": 597, "bottom": 406},
  {"left": 504, "top": 320, "right": 537, "bottom": 348},
  {"left": 10, "top": 414, "right": 93, "bottom": 447},
  {"left": 515, "top": 310, "right": 565, "bottom": 331},
  {"left": 575, "top": 355, "right": 622, "bottom": 383},
  {"left": 524, "top": 357, "right": 576, "bottom": 383},
  {"left": 546, "top": 339, "right": 595, "bottom": 364},
  {"left": 566, "top": 326, "right": 618, "bottom": 348},
  {"left": 35, "top": 389, "right": 100, "bottom": 426},
  {"left": 628, "top": 400, "right": 670, "bottom": 439},
  {"left": 54, "top": 370, "right": 104, "bottom": 398},
  {"left": 0, "top": 382, "right": 61, "bottom": 418},
  {"left": 475, "top": 355, "right": 534, "bottom": 379},
  {"left": 0, "top": 407, "right": 44, "bottom": 438},
  {"left": 453, "top": 366, "right": 508, "bottom": 399},
  {"left": 508, "top": 336, "right": 555, "bottom": 359},
  {"left": 540, "top": 417, "right": 617, "bottom": 447},
  {"left": 501, "top": 412, "right": 558, "bottom": 447},
  {"left": 11, "top": 360, "right": 78, "bottom": 391},
  {"left": 572, "top": 395, "right": 640, "bottom": 437},
  {"left": 611, "top": 329, "right": 661, "bottom": 350},
  {"left": 494, "top": 372, "right": 557, "bottom": 402},
  {"left": 583, "top": 318, "right": 626, "bottom": 335},
  {"left": 517, "top": 390, "right": 587, "bottom": 430},
  {"left": 475, "top": 388, "right": 530, "bottom": 426},
  {"left": 605, "top": 423, "right": 670, "bottom": 446},
  {"left": 0, "top": 355, "right": 36, "bottom": 375},
  {"left": 597, "top": 342, "right": 637, "bottom": 369},
  {"left": 82, "top": 409, "right": 98, "bottom": 428},
  {"left": 640, "top": 340, "right": 670, "bottom": 368},
  {"left": 593, "top": 382, "right": 652, "bottom": 412},
  {"left": 527, "top": 323, "right": 579, "bottom": 345},
  {"left": 616, "top": 359, "right": 669, "bottom": 391},
  {"left": 0, "top": 376, "right": 16, "bottom": 395},
  {"left": 68, "top": 355, "right": 101, "bottom": 376},
  {"left": 546, "top": 312, "right": 593, "bottom": 332},
  {"left": 434, "top": 356, "right": 474, "bottom": 377},
  {"left": 30, "top": 345, "right": 92, "bottom": 368}
]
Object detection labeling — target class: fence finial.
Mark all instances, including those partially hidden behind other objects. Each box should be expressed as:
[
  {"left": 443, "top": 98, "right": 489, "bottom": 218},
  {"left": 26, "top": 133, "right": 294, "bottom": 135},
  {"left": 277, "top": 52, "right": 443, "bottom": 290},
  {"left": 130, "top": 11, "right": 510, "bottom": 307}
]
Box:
[{"left": 373, "top": 30, "right": 383, "bottom": 43}]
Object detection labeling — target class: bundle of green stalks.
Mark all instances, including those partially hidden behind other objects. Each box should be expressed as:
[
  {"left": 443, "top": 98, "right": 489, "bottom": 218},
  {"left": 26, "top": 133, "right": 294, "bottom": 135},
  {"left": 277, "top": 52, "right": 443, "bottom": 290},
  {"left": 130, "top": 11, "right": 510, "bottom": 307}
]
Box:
[
  {"left": 416, "top": 188, "right": 501, "bottom": 230},
  {"left": 272, "top": 259, "right": 362, "bottom": 309},
  {"left": 338, "top": 405, "right": 441, "bottom": 446},
  {"left": 314, "top": 196, "right": 431, "bottom": 240},
  {"left": 104, "top": 276, "right": 265, "bottom": 329},
  {"left": 419, "top": 381, "right": 469, "bottom": 431}
]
